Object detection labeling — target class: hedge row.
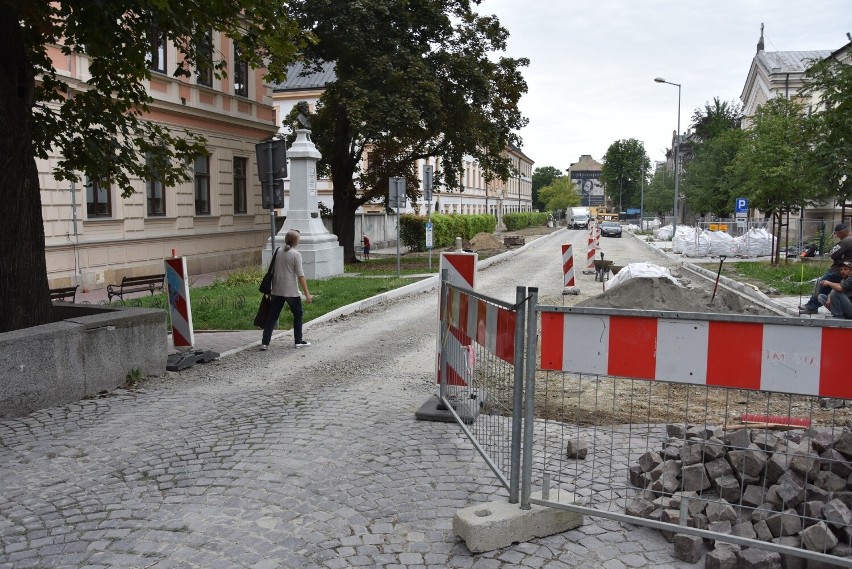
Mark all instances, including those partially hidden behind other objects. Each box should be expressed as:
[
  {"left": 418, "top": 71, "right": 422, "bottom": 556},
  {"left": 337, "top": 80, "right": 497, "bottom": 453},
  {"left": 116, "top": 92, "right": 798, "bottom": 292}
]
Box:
[
  {"left": 502, "top": 212, "right": 550, "bottom": 231},
  {"left": 400, "top": 214, "right": 497, "bottom": 251}
]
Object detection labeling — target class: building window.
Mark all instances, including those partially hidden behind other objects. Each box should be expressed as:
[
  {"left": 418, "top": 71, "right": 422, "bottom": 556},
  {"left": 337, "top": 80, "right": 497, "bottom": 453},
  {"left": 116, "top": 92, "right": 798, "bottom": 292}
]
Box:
[
  {"left": 234, "top": 46, "right": 248, "bottom": 97},
  {"left": 196, "top": 28, "right": 213, "bottom": 87},
  {"left": 147, "top": 179, "right": 165, "bottom": 216},
  {"left": 194, "top": 155, "right": 210, "bottom": 215},
  {"left": 233, "top": 157, "right": 247, "bottom": 214},
  {"left": 146, "top": 27, "right": 167, "bottom": 73},
  {"left": 85, "top": 176, "right": 112, "bottom": 217}
]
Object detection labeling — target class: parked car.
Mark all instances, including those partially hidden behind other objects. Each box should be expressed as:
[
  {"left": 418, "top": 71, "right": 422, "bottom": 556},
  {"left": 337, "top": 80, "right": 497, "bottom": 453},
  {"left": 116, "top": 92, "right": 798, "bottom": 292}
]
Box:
[{"left": 600, "top": 221, "right": 622, "bottom": 238}]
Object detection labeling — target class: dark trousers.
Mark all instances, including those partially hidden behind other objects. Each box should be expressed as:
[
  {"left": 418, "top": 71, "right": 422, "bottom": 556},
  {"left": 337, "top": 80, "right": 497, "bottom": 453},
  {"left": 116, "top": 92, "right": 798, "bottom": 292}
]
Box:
[
  {"left": 262, "top": 295, "right": 304, "bottom": 345},
  {"left": 806, "top": 271, "right": 842, "bottom": 308}
]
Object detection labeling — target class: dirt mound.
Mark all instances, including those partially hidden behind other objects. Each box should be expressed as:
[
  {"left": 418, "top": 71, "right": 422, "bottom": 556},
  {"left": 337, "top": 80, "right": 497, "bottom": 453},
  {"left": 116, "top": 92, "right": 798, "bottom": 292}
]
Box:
[
  {"left": 469, "top": 232, "right": 504, "bottom": 251},
  {"left": 577, "top": 277, "right": 775, "bottom": 315}
]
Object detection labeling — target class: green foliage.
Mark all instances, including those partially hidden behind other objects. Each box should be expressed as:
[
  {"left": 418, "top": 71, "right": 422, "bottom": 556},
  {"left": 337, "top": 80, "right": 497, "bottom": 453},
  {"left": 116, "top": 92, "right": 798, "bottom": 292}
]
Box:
[
  {"left": 537, "top": 177, "right": 580, "bottom": 212},
  {"left": 600, "top": 139, "right": 649, "bottom": 212},
  {"left": 730, "top": 97, "right": 822, "bottom": 216},
  {"left": 503, "top": 212, "right": 550, "bottom": 231},
  {"left": 645, "top": 167, "right": 675, "bottom": 216},
  {"left": 801, "top": 56, "right": 852, "bottom": 200},
  {"left": 531, "top": 166, "right": 564, "bottom": 209},
  {"left": 287, "top": 0, "right": 528, "bottom": 259},
  {"left": 689, "top": 98, "right": 742, "bottom": 142},
  {"left": 130, "top": 273, "right": 413, "bottom": 331},
  {"left": 400, "top": 214, "right": 496, "bottom": 251},
  {"left": 682, "top": 128, "right": 747, "bottom": 216},
  {"left": 700, "top": 261, "right": 831, "bottom": 296}
]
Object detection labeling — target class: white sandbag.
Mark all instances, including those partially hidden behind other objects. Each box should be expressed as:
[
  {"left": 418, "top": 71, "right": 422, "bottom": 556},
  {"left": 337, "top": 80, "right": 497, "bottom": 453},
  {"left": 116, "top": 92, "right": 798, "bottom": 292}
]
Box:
[
  {"left": 707, "top": 231, "right": 739, "bottom": 257},
  {"left": 735, "top": 227, "right": 776, "bottom": 257},
  {"left": 608, "top": 262, "right": 681, "bottom": 290},
  {"left": 672, "top": 226, "right": 704, "bottom": 255},
  {"left": 655, "top": 224, "right": 673, "bottom": 240},
  {"left": 681, "top": 229, "right": 713, "bottom": 257},
  {"left": 642, "top": 218, "right": 662, "bottom": 231}
]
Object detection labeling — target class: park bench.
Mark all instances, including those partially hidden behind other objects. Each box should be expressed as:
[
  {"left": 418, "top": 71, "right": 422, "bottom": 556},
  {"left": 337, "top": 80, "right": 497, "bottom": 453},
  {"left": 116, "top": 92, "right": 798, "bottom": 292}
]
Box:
[
  {"left": 107, "top": 274, "right": 165, "bottom": 302},
  {"left": 49, "top": 285, "right": 79, "bottom": 303}
]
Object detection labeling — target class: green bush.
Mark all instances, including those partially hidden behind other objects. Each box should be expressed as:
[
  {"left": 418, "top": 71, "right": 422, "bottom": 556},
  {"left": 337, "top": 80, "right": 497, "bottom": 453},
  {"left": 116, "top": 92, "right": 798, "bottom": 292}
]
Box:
[
  {"left": 400, "top": 214, "right": 497, "bottom": 251},
  {"left": 503, "top": 212, "right": 550, "bottom": 231}
]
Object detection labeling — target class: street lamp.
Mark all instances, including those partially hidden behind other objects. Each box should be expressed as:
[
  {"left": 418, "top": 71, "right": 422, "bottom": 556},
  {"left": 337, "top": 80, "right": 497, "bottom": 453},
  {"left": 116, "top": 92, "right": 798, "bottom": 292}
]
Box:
[{"left": 654, "top": 77, "right": 681, "bottom": 240}]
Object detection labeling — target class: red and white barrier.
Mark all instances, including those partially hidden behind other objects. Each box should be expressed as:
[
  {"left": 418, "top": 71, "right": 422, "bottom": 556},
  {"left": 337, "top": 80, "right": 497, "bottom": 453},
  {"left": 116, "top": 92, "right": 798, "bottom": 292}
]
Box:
[
  {"left": 445, "top": 287, "right": 516, "bottom": 364},
  {"left": 440, "top": 252, "right": 478, "bottom": 290},
  {"left": 165, "top": 256, "right": 194, "bottom": 349},
  {"left": 562, "top": 244, "right": 575, "bottom": 287},
  {"left": 539, "top": 311, "right": 852, "bottom": 399},
  {"left": 586, "top": 234, "right": 596, "bottom": 269}
]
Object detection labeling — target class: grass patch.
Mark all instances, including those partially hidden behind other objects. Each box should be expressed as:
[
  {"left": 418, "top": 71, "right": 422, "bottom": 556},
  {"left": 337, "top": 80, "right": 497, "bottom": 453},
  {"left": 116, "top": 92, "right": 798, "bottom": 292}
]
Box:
[
  {"left": 698, "top": 260, "right": 830, "bottom": 296},
  {"left": 120, "top": 266, "right": 418, "bottom": 330}
]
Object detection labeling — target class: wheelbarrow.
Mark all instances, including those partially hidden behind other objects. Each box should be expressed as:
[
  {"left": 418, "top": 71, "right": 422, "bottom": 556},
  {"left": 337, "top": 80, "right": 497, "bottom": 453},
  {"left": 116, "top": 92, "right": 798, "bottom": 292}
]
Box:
[{"left": 593, "top": 259, "right": 614, "bottom": 282}]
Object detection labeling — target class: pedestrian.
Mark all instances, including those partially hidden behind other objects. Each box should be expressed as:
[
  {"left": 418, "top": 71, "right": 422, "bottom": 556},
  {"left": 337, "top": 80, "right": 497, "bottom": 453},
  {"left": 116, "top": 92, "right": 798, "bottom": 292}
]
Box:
[
  {"left": 799, "top": 222, "right": 852, "bottom": 315},
  {"left": 362, "top": 235, "right": 371, "bottom": 260},
  {"left": 261, "top": 229, "right": 313, "bottom": 349},
  {"left": 819, "top": 261, "right": 852, "bottom": 319}
]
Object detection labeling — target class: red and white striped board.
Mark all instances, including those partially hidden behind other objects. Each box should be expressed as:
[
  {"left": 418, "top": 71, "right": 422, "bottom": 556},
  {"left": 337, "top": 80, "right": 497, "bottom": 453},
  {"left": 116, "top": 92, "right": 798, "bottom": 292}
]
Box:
[
  {"left": 440, "top": 252, "right": 478, "bottom": 291},
  {"left": 539, "top": 310, "right": 852, "bottom": 399},
  {"left": 562, "top": 244, "right": 575, "bottom": 287},
  {"left": 165, "top": 257, "right": 194, "bottom": 349},
  {"left": 438, "top": 287, "right": 517, "bottom": 385},
  {"left": 586, "top": 234, "right": 596, "bottom": 269}
]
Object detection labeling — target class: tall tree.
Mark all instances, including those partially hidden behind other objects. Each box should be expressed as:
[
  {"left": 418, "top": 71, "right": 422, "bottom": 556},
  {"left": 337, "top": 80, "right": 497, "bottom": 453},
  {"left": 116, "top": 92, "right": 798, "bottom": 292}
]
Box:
[
  {"left": 531, "top": 166, "right": 563, "bottom": 209},
  {"left": 801, "top": 54, "right": 852, "bottom": 211},
  {"left": 1, "top": 1, "right": 303, "bottom": 332},
  {"left": 600, "top": 139, "right": 648, "bottom": 213},
  {"left": 287, "top": 0, "right": 528, "bottom": 262},
  {"left": 682, "top": 123, "right": 746, "bottom": 217},
  {"left": 730, "top": 97, "right": 822, "bottom": 263},
  {"left": 689, "top": 97, "right": 742, "bottom": 142},
  {"left": 537, "top": 177, "right": 579, "bottom": 213},
  {"left": 644, "top": 166, "right": 675, "bottom": 217},
  {"left": 678, "top": 97, "right": 743, "bottom": 218}
]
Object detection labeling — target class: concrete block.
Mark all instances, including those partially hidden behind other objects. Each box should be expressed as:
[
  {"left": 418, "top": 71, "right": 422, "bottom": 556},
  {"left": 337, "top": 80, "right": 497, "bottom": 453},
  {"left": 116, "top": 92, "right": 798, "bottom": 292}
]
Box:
[{"left": 453, "top": 491, "right": 582, "bottom": 553}]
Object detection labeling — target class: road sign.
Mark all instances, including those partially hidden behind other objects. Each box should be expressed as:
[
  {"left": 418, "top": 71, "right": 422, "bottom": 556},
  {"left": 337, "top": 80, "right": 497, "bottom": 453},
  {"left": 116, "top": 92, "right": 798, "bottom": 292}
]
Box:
[
  {"left": 389, "top": 176, "right": 406, "bottom": 209},
  {"left": 425, "top": 221, "right": 433, "bottom": 249},
  {"left": 735, "top": 197, "right": 748, "bottom": 214},
  {"left": 423, "top": 165, "right": 434, "bottom": 201}
]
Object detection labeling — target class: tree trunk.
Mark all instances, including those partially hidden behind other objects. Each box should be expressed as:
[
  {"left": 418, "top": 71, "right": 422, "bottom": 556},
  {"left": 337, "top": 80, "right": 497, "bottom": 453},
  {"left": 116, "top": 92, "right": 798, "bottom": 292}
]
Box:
[
  {"left": 328, "top": 113, "right": 363, "bottom": 264},
  {"left": 0, "top": 9, "right": 52, "bottom": 332}
]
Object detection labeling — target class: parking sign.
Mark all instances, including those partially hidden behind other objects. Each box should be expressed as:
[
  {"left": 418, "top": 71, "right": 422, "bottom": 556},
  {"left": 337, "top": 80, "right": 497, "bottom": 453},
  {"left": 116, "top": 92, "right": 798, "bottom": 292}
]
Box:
[{"left": 735, "top": 198, "right": 748, "bottom": 214}]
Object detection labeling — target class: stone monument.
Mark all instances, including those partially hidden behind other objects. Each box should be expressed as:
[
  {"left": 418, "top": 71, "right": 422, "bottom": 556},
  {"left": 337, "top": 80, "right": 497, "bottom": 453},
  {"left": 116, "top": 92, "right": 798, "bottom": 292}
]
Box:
[{"left": 263, "top": 127, "right": 344, "bottom": 279}]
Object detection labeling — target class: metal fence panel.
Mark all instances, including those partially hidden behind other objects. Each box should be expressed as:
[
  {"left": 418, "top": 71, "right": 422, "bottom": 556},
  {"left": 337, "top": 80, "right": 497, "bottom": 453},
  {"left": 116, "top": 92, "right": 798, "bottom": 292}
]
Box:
[{"left": 527, "top": 304, "right": 852, "bottom": 566}]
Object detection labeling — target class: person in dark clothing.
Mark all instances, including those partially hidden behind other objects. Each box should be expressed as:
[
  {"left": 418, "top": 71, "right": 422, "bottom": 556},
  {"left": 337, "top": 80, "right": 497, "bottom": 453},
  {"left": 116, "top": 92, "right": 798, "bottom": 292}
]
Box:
[
  {"left": 819, "top": 261, "right": 852, "bottom": 319},
  {"left": 800, "top": 222, "right": 852, "bottom": 315}
]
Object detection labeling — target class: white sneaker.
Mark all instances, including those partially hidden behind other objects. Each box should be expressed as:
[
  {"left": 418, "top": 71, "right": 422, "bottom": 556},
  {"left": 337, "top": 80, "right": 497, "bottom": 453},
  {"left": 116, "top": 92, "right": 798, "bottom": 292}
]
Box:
[
  {"left": 295, "top": 340, "right": 311, "bottom": 348},
  {"left": 261, "top": 344, "right": 269, "bottom": 351}
]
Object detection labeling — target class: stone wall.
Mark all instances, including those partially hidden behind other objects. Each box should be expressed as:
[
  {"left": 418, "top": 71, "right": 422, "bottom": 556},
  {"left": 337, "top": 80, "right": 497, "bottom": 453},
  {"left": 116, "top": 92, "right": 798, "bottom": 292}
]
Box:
[{"left": 0, "top": 305, "right": 167, "bottom": 419}]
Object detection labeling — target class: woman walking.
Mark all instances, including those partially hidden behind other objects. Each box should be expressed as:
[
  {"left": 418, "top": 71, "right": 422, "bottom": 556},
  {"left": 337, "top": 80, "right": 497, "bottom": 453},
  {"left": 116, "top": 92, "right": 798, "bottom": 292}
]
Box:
[{"left": 261, "top": 230, "right": 313, "bottom": 350}]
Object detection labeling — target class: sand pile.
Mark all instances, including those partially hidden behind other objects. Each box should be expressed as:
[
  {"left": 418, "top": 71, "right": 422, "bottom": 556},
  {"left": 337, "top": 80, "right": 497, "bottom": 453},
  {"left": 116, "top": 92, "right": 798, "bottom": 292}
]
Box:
[
  {"left": 469, "top": 232, "right": 504, "bottom": 251},
  {"left": 577, "top": 277, "right": 775, "bottom": 316}
]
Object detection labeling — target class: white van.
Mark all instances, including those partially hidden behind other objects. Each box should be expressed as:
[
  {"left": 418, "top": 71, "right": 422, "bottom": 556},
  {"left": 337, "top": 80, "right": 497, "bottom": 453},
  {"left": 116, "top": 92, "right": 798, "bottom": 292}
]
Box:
[{"left": 567, "top": 207, "right": 591, "bottom": 229}]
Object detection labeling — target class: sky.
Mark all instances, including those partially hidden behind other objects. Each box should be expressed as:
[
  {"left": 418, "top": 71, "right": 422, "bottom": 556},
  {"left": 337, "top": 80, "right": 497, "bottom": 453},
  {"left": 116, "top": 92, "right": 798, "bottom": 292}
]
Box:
[{"left": 478, "top": 0, "right": 850, "bottom": 172}]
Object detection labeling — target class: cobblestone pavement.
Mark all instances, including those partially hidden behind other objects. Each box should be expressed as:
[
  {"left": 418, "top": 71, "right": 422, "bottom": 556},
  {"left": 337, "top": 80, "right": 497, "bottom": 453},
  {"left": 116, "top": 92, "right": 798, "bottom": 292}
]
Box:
[{"left": 0, "top": 229, "right": 797, "bottom": 568}]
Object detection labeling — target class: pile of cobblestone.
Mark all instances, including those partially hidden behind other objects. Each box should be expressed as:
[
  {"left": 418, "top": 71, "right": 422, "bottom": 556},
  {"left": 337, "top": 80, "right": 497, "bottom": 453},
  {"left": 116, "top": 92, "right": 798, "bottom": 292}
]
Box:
[{"left": 625, "top": 424, "right": 852, "bottom": 566}]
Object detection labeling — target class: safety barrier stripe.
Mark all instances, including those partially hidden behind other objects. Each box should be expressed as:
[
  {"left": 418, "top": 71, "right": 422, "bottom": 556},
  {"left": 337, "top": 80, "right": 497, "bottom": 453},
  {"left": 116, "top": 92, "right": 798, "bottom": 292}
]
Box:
[
  {"left": 562, "top": 244, "right": 575, "bottom": 287},
  {"left": 446, "top": 287, "right": 515, "bottom": 364},
  {"left": 539, "top": 311, "right": 852, "bottom": 398}
]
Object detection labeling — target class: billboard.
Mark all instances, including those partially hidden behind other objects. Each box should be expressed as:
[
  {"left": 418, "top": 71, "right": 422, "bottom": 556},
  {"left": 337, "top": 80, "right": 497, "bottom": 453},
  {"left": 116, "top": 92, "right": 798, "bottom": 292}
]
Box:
[{"left": 570, "top": 171, "right": 604, "bottom": 207}]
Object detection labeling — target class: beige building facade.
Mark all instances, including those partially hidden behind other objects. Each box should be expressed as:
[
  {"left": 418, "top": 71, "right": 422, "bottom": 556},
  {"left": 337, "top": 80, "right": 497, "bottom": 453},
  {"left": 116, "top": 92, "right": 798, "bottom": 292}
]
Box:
[{"left": 42, "top": 32, "right": 277, "bottom": 291}]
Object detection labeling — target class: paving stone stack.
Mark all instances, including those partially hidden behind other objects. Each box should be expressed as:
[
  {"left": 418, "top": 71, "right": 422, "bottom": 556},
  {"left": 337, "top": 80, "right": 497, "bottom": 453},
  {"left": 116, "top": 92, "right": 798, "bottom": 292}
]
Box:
[{"left": 624, "top": 424, "right": 852, "bottom": 567}]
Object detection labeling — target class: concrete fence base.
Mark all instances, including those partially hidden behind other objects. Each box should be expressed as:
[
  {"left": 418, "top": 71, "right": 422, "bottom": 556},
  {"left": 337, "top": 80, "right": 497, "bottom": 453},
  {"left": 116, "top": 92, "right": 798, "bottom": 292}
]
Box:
[{"left": 0, "top": 304, "right": 167, "bottom": 419}]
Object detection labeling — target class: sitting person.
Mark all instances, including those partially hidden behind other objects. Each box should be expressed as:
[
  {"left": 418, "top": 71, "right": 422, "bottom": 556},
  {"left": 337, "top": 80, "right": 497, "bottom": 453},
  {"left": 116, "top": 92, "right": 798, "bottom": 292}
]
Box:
[
  {"left": 800, "top": 222, "right": 852, "bottom": 314},
  {"left": 819, "top": 260, "right": 852, "bottom": 319}
]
